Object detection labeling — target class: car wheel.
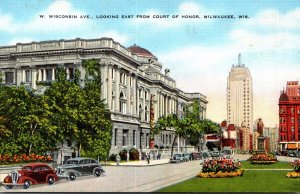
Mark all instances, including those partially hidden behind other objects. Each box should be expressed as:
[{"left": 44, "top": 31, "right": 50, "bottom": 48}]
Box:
[
  {"left": 23, "top": 180, "right": 31, "bottom": 189},
  {"left": 68, "top": 172, "right": 76, "bottom": 181},
  {"left": 94, "top": 169, "right": 102, "bottom": 177},
  {"left": 48, "top": 176, "right": 54, "bottom": 185},
  {"left": 4, "top": 185, "right": 13, "bottom": 190}
]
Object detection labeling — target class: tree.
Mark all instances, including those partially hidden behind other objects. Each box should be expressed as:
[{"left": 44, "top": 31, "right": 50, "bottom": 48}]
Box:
[
  {"left": 0, "top": 85, "right": 55, "bottom": 155},
  {"left": 44, "top": 60, "right": 112, "bottom": 160},
  {"left": 155, "top": 100, "right": 221, "bottom": 157}
]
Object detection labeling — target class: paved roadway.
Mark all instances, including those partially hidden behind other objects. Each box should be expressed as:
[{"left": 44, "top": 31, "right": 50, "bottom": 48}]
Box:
[
  {"left": 1, "top": 160, "right": 201, "bottom": 192},
  {"left": 0, "top": 154, "right": 298, "bottom": 192}
]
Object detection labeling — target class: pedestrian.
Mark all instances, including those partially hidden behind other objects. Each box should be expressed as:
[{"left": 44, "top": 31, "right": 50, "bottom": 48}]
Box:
[
  {"left": 157, "top": 152, "right": 161, "bottom": 160},
  {"left": 139, "top": 150, "right": 142, "bottom": 161},
  {"left": 146, "top": 153, "right": 150, "bottom": 164},
  {"left": 116, "top": 154, "right": 120, "bottom": 166}
]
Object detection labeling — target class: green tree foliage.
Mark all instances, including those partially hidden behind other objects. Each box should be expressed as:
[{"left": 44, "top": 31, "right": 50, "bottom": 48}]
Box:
[
  {"left": 155, "top": 100, "right": 220, "bottom": 157},
  {"left": 0, "top": 85, "right": 55, "bottom": 155},
  {"left": 0, "top": 59, "right": 112, "bottom": 160}
]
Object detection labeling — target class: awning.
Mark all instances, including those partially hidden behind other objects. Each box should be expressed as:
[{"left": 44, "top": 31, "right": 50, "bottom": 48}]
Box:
[{"left": 287, "top": 143, "right": 297, "bottom": 149}]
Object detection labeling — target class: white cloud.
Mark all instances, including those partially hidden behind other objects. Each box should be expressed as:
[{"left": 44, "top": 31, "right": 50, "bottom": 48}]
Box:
[
  {"left": 245, "top": 8, "right": 300, "bottom": 30},
  {"left": 0, "top": 0, "right": 91, "bottom": 34},
  {"left": 0, "top": 12, "right": 17, "bottom": 33},
  {"left": 131, "top": 2, "right": 211, "bottom": 28},
  {"left": 230, "top": 29, "right": 300, "bottom": 52}
]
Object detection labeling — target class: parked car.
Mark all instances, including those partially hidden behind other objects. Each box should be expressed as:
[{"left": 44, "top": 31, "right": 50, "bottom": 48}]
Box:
[
  {"left": 183, "top": 153, "right": 191, "bottom": 161},
  {"left": 287, "top": 150, "right": 297, "bottom": 157},
  {"left": 201, "top": 151, "right": 210, "bottom": 159},
  {"left": 281, "top": 150, "right": 288, "bottom": 156},
  {"left": 211, "top": 151, "right": 220, "bottom": 158},
  {"left": 3, "top": 163, "right": 58, "bottom": 190},
  {"left": 56, "top": 157, "right": 105, "bottom": 181},
  {"left": 190, "top": 152, "right": 201, "bottom": 160},
  {"left": 170, "top": 154, "right": 184, "bottom": 163}
]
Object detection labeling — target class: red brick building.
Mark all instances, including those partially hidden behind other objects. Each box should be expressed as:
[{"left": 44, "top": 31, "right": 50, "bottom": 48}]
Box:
[{"left": 278, "top": 81, "right": 300, "bottom": 151}]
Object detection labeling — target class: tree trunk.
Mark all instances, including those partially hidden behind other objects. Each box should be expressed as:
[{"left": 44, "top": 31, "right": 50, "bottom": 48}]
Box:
[
  {"left": 77, "top": 142, "right": 81, "bottom": 157},
  {"left": 28, "top": 123, "right": 37, "bottom": 154},
  {"left": 171, "top": 134, "right": 178, "bottom": 158}
]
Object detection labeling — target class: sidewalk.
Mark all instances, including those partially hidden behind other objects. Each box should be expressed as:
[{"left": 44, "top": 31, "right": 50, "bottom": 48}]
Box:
[{"left": 107, "top": 158, "right": 170, "bottom": 167}]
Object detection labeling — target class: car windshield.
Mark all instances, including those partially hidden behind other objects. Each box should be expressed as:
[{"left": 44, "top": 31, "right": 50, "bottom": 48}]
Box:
[
  {"left": 22, "top": 166, "right": 32, "bottom": 171},
  {"left": 66, "top": 160, "right": 78, "bottom": 164}
]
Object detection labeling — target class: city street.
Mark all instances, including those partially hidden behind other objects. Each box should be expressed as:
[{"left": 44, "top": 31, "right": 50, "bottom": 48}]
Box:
[
  {"left": 1, "top": 160, "right": 201, "bottom": 192},
  {"left": 1, "top": 154, "right": 298, "bottom": 192}
]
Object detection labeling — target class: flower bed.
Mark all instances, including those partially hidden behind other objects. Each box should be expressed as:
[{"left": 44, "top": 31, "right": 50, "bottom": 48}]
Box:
[
  {"left": 197, "top": 157, "right": 243, "bottom": 178},
  {"left": 286, "top": 159, "right": 300, "bottom": 178},
  {"left": 249, "top": 153, "right": 277, "bottom": 164},
  {"left": 0, "top": 153, "right": 53, "bottom": 164},
  {"left": 197, "top": 169, "right": 244, "bottom": 178}
]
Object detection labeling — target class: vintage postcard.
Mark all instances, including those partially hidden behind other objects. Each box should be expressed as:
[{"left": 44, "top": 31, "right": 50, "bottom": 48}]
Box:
[{"left": 0, "top": 0, "right": 299, "bottom": 192}]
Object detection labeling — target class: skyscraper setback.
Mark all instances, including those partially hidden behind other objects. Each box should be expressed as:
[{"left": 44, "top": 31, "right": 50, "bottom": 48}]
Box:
[{"left": 227, "top": 54, "right": 253, "bottom": 130}]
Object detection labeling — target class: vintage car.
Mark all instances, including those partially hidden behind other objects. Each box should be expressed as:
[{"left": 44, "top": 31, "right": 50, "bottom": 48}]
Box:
[
  {"left": 56, "top": 157, "right": 105, "bottom": 181},
  {"left": 170, "top": 154, "right": 185, "bottom": 163},
  {"left": 3, "top": 163, "right": 58, "bottom": 189}
]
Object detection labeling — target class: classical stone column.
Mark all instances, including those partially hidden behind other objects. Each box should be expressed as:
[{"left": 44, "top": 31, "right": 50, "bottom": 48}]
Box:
[
  {"left": 107, "top": 64, "right": 112, "bottom": 110},
  {"left": 51, "top": 68, "right": 55, "bottom": 81},
  {"left": 15, "top": 66, "right": 22, "bottom": 86},
  {"left": 127, "top": 73, "right": 131, "bottom": 115},
  {"left": 132, "top": 74, "right": 137, "bottom": 115},
  {"left": 100, "top": 63, "right": 107, "bottom": 101},
  {"left": 31, "top": 66, "right": 37, "bottom": 90},
  {"left": 43, "top": 69, "right": 46, "bottom": 81},
  {"left": 115, "top": 66, "right": 120, "bottom": 112}
]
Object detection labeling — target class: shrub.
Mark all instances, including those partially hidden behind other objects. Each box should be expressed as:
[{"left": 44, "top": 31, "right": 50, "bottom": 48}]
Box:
[
  {"left": 108, "top": 154, "right": 117, "bottom": 161},
  {"left": 0, "top": 153, "right": 53, "bottom": 164},
  {"left": 119, "top": 149, "right": 128, "bottom": 160},
  {"left": 249, "top": 153, "right": 277, "bottom": 164},
  {"left": 129, "top": 148, "right": 139, "bottom": 160},
  {"left": 291, "top": 159, "right": 300, "bottom": 172},
  {"left": 202, "top": 157, "right": 241, "bottom": 173}
]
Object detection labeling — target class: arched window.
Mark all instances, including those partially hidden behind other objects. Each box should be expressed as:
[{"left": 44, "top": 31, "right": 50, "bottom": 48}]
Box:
[
  {"left": 139, "top": 104, "right": 143, "bottom": 120},
  {"left": 120, "top": 92, "right": 126, "bottom": 114},
  {"left": 145, "top": 106, "right": 148, "bottom": 122}
]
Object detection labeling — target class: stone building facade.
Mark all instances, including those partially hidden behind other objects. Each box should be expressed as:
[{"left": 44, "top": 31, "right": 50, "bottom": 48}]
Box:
[{"left": 0, "top": 37, "right": 207, "bottom": 160}]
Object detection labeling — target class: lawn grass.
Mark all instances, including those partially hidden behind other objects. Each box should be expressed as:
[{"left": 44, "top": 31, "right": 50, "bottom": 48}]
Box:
[
  {"left": 241, "top": 161, "right": 293, "bottom": 169},
  {"left": 158, "top": 170, "right": 300, "bottom": 192}
]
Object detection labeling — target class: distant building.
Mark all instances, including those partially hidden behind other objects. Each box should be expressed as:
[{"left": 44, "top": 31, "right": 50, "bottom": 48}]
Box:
[
  {"left": 227, "top": 54, "right": 253, "bottom": 130},
  {"left": 278, "top": 81, "right": 300, "bottom": 151},
  {"left": 220, "top": 121, "right": 236, "bottom": 149}
]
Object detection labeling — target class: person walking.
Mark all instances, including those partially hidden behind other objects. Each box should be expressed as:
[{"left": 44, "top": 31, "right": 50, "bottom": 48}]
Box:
[
  {"left": 116, "top": 154, "right": 121, "bottom": 166},
  {"left": 146, "top": 153, "right": 150, "bottom": 164}
]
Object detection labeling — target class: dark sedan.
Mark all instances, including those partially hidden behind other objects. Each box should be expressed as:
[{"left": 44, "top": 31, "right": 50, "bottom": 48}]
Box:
[{"left": 56, "top": 157, "right": 105, "bottom": 181}]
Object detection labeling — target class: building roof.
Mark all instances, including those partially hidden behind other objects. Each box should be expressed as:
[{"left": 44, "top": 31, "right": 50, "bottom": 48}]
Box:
[
  {"left": 128, "top": 44, "right": 156, "bottom": 58},
  {"left": 279, "top": 92, "right": 289, "bottom": 101}
]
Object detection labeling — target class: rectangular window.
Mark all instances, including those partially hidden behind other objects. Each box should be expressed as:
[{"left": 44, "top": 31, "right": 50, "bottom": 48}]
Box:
[
  {"left": 130, "top": 76, "right": 132, "bottom": 87},
  {"left": 133, "top": 130, "right": 136, "bottom": 146},
  {"left": 112, "top": 69, "right": 114, "bottom": 80},
  {"left": 122, "top": 129, "right": 128, "bottom": 146},
  {"left": 68, "top": 68, "right": 74, "bottom": 80},
  {"left": 292, "top": 126, "right": 295, "bottom": 132},
  {"left": 146, "top": 133, "right": 149, "bottom": 147},
  {"left": 114, "top": 129, "right": 118, "bottom": 147},
  {"left": 5, "top": 72, "right": 14, "bottom": 84},
  {"left": 291, "top": 108, "right": 294, "bottom": 114},
  {"left": 25, "top": 70, "right": 31, "bottom": 82},
  {"left": 46, "top": 69, "right": 53, "bottom": 81}
]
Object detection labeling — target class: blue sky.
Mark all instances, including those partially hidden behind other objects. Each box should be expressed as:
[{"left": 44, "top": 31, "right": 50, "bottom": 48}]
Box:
[{"left": 1, "top": 0, "right": 300, "bottom": 127}]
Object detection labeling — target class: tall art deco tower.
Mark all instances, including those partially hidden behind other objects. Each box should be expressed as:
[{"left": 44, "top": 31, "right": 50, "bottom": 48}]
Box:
[{"left": 227, "top": 54, "right": 253, "bottom": 130}]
